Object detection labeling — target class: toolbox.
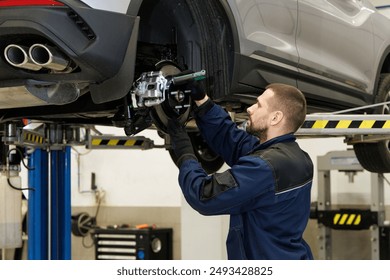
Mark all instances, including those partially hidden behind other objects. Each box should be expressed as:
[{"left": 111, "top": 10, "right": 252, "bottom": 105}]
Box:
[{"left": 94, "top": 227, "right": 173, "bottom": 260}]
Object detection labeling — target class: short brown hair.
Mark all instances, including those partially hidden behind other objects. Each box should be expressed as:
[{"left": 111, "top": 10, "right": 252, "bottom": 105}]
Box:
[{"left": 265, "top": 83, "right": 307, "bottom": 132}]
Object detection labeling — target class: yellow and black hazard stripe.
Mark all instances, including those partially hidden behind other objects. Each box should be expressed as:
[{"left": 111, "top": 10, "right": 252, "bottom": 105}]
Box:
[
  {"left": 333, "top": 213, "right": 361, "bottom": 226},
  {"left": 91, "top": 138, "right": 146, "bottom": 147},
  {"left": 23, "top": 132, "right": 45, "bottom": 145},
  {"left": 316, "top": 209, "right": 375, "bottom": 230},
  {"left": 302, "top": 119, "right": 390, "bottom": 130},
  {"left": 88, "top": 136, "right": 154, "bottom": 150}
]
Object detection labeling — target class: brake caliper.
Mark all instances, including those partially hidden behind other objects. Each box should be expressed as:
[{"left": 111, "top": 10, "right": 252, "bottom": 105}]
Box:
[
  {"left": 134, "top": 71, "right": 168, "bottom": 108},
  {"left": 133, "top": 69, "right": 206, "bottom": 109}
]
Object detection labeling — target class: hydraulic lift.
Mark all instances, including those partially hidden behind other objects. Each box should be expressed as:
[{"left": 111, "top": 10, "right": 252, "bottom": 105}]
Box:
[
  {"left": 1, "top": 123, "right": 74, "bottom": 259},
  {"left": 309, "top": 150, "right": 390, "bottom": 260},
  {"left": 1, "top": 113, "right": 390, "bottom": 259},
  {"left": 0, "top": 122, "right": 158, "bottom": 259}
]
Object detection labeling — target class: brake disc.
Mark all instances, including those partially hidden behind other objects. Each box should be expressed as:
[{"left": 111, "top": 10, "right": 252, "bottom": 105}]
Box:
[{"left": 150, "top": 62, "right": 191, "bottom": 133}]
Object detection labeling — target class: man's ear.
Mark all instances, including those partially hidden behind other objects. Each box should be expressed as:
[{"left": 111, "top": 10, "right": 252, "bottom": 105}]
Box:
[{"left": 270, "top": 111, "right": 283, "bottom": 126}]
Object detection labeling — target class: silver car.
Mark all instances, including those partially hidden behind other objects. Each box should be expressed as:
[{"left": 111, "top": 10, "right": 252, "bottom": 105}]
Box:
[{"left": 0, "top": 0, "right": 389, "bottom": 173}]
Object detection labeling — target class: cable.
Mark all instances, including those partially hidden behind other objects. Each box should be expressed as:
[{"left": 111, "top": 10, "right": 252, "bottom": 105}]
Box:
[
  {"left": 5, "top": 148, "right": 35, "bottom": 191},
  {"left": 94, "top": 190, "right": 105, "bottom": 221},
  {"left": 7, "top": 148, "right": 34, "bottom": 171},
  {"left": 80, "top": 192, "right": 105, "bottom": 249},
  {"left": 71, "top": 147, "right": 93, "bottom": 194},
  {"left": 7, "top": 177, "right": 34, "bottom": 191},
  {"left": 81, "top": 234, "right": 95, "bottom": 249}
]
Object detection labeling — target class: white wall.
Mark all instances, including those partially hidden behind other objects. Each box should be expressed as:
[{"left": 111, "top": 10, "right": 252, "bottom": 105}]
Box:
[
  {"left": 69, "top": 127, "right": 182, "bottom": 207},
  {"left": 298, "top": 137, "right": 390, "bottom": 206},
  {"left": 20, "top": 126, "right": 182, "bottom": 207}
]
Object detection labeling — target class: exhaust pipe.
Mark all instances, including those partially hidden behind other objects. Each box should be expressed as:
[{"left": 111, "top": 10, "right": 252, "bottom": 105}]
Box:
[
  {"left": 29, "top": 44, "right": 70, "bottom": 72},
  {"left": 4, "top": 44, "right": 42, "bottom": 71}
]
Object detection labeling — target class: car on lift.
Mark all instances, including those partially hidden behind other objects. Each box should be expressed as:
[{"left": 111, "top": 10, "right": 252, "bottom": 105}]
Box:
[{"left": 0, "top": 0, "right": 390, "bottom": 173}]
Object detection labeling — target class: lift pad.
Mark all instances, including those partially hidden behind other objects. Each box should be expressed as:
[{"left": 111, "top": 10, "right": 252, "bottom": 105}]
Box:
[{"left": 22, "top": 131, "right": 45, "bottom": 146}]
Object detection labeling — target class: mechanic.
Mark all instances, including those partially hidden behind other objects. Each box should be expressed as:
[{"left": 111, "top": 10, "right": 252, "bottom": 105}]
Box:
[{"left": 167, "top": 81, "right": 314, "bottom": 260}]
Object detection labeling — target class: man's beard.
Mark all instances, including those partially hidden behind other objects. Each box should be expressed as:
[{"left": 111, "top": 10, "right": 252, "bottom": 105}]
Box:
[{"left": 247, "top": 124, "right": 267, "bottom": 143}]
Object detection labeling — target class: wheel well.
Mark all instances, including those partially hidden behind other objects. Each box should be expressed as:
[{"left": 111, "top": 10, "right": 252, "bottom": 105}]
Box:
[
  {"left": 372, "top": 48, "right": 390, "bottom": 105},
  {"left": 380, "top": 52, "right": 390, "bottom": 74},
  {"left": 135, "top": 0, "right": 236, "bottom": 99}
]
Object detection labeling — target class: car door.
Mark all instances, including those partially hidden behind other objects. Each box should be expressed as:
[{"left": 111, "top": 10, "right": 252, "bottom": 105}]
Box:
[
  {"left": 296, "top": 0, "right": 375, "bottom": 107},
  {"left": 230, "top": 0, "right": 299, "bottom": 86}
]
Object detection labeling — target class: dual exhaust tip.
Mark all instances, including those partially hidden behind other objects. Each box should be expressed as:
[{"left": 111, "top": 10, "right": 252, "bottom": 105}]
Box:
[{"left": 4, "top": 44, "right": 70, "bottom": 72}]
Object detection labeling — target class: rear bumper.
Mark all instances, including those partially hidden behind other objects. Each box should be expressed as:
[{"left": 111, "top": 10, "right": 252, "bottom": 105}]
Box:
[{"left": 0, "top": 0, "right": 138, "bottom": 103}]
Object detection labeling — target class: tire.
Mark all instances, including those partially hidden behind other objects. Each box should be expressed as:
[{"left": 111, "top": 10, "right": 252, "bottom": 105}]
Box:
[
  {"left": 353, "top": 73, "right": 390, "bottom": 173},
  {"left": 169, "top": 131, "right": 225, "bottom": 174}
]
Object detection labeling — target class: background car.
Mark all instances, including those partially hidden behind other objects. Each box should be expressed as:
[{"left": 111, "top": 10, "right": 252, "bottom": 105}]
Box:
[{"left": 1, "top": 0, "right": 390, "bottom": 173}]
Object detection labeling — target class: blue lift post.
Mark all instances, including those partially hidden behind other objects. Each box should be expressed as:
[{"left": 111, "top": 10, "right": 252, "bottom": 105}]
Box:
[{"left": 27, "top": 147, "right": 71, "bottom": 260}]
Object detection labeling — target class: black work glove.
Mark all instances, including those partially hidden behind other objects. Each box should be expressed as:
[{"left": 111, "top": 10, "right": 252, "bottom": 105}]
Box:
[
  {"left": 186, "top": 79, "right": 206, "bottom": 101},
  {"left": 169, "top": 70, "right": 207, "bottom": 101},
  {"left": 167, "top": 119, "right": 197, "bottom": 167}
]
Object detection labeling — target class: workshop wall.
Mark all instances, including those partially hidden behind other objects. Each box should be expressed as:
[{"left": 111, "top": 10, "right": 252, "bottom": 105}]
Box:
[
  {"left": 70, "top": 127, "right": 181, "bottom": 207},
  {"left": 71, "top": 206, "right": 181, "bottom": 260},
  {"left": 297, "top": 137, "right": 390, "bottom": 206},
  {"left": 68, "top": 126, "right": 183, "bottom": 259}
]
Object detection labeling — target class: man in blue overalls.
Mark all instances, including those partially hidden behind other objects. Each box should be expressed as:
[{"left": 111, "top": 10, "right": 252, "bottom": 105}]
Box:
[{"left": 168, "top": 82, "right": 313, "bottom": 260}]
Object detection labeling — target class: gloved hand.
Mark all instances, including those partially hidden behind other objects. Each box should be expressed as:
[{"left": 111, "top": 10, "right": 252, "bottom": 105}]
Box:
[
  {"left": 167, "top": 119, "right": 197, "bottom": 167},
  {"left": 186, "top": 79, "right": 206, "bottom": 101},
  {"left": 168, "top": 70, "right": 207, "bottom": 101}
]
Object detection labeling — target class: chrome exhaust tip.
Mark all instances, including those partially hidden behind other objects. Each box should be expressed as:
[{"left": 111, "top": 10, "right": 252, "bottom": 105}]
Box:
[
  {"left": 4, "top": 44, "right": 42, "bottom": 71},
  {"left": 29, "top": 44, "right": 70, "bottom": 72}
]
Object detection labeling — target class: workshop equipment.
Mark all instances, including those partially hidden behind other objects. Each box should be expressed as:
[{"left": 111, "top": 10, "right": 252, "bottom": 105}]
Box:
[
  {"left": 94, "top": 227, "right": 173, "bottom": 260},
  {"left": 0, "top": 171, "right": 22, "bottom": 249},
  {"left": 310, "top": 150, "right": 390, "bottom": 259}
]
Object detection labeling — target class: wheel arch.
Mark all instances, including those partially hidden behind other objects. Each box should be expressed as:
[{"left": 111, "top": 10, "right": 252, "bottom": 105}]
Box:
[
  {"left": 374, "top": 45, "right": 390, "bottom": 101},
  {"left": 127, "top": 0, "right": 237, "bottom": 173},
  {"left": 128, "top": 0, "right": 240, "bottom": 100},
  {"left": 127, "top": 0, "right": 241, "bottom": 53}
]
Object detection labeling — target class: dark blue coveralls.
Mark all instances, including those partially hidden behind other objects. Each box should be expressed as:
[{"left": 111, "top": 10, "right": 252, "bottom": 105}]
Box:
[{"left": 178, "top": 100, "right": 314, "bottom": 259}]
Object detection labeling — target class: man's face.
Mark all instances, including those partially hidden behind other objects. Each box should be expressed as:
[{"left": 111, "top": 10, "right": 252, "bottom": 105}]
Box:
[{"left": 246, "top": 89, "right": 275, "bottom": 140}]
